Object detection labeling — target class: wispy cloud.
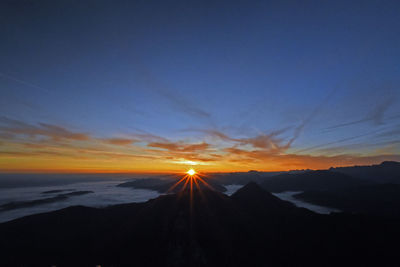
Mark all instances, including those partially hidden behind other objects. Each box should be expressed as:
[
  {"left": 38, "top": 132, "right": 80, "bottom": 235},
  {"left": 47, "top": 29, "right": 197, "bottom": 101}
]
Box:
[
  {"left": 1, "top": 116, "right": 399, "bottom": 172},
  {"left": 130, "top": 132, "right": 169, "bottom": 143},
  {"left": 326, "top": 93, "right": 397, "bottom": 130},
  {"left": 0, "top": 116, "right": 89, "bottom": 141},
  {"left": 222, "top": 146, "right": 400, "bottom": 169},
  {"left": 294, "top": 129, "right": 384, "bottom": 154},
  {"left": 148, "top": 141, "right": 209, "bottom": 152},
  {"left": 136, "top": 65, "right": 211, "bottom": 120},
  {"left": 101, "top": 138, "right": 137, "bottom": 146},
  {"left": 193, "top": 128, "right": 292, "bottom": 153},
  {"left": 0, "top": 72, "right": 52, "bottom": 94}
]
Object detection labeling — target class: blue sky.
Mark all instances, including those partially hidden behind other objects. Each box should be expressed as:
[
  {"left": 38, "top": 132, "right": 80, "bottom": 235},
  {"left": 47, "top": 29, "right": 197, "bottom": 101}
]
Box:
[{"left": 0, "top": 0, "right": 399, "bottom": 172}]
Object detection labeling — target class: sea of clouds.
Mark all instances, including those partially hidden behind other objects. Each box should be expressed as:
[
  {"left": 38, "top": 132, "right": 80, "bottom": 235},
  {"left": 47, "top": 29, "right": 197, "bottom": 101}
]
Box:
[{"left": 0, "top": 175, "right": 339, "bottom": 223}]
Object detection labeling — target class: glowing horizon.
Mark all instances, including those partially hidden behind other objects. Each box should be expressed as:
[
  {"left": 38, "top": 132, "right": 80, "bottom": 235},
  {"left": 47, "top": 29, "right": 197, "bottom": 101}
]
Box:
[{"left": 1, "top": 2, "right": 399, "bottom": 174}]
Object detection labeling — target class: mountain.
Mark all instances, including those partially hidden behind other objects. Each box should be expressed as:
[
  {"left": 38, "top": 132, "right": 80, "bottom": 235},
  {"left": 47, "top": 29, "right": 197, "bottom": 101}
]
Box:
[
  {"left": 329, "top": 161, "right": 400, "bottom": 183},
  {"left": 0, "top": 183, "right": 399, "bottom": 266},
  {"left": 260, "top": 170, "right": 366, "bottom": 193},
  {"left": 294, "top": 183, "right": 400, "bottom": 217}
]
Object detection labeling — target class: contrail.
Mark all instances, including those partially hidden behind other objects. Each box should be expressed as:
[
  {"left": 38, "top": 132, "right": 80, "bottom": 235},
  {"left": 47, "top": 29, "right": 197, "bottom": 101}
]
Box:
[
  {"left": 0, "top": 71, "right": 142, "bottom": 119},
  {"left": 0, "top": 72, "right": 52, "bottom": 93},
  {"left": 294, "top": 128, "right": 385, "bottom": 154},
  {"left": 285, "top": 87, "right": 338, "bottom": 148},
  {"left": 324, "top": 92, "right": 397, "bottom": 131}
]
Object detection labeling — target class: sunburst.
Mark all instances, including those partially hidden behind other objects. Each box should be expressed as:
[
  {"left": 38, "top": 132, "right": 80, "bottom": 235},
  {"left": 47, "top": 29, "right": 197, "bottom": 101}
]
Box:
[{"left": 167, "top": 168, "right": 214, "bottom": 194}]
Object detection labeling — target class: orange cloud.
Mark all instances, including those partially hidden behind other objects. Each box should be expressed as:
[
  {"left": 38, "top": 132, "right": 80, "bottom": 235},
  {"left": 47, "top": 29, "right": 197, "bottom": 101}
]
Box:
[
  {"left": 148, "top": 142, "right": 210, "bottom": 152},
  {"left": 101, "top": 138, "right": 137, "bottom": 146},
  {"left": 1, "top": 118, "right": 399, "bottom": 173},
  {"left": 197, "top": 129, "right": 290, "bottom": 152}
]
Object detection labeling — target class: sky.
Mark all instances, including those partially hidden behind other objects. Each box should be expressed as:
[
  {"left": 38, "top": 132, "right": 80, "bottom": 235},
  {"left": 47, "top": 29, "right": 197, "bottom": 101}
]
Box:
[{"left": 0, "top": 0, "right": 399, "bottom": 173}]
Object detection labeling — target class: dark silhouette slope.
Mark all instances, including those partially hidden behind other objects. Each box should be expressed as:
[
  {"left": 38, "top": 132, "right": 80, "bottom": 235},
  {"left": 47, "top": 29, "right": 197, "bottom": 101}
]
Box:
[{"left": 0, "top": 183, "right": 399, "bottom": 266}]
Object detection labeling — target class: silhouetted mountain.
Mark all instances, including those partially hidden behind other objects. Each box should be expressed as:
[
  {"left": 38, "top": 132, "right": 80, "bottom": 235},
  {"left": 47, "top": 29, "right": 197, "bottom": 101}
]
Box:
[
  {"left": 260, "top": 170, "right": 366, "bottom": 193},
  {"left": 330, "top": 161, "right": 400, "bottom": 183},
  {"left": 294, "top": 183, "right": 400, "bottom": 217},
  {"left": 1, "top": 183, "right": 399, "bottom": 266},
  {"left": 232, "top": 182, "right": 297, "bottom": 212},
  {"left": 118, "top": 177, "right": 227, "bottom": 193}
]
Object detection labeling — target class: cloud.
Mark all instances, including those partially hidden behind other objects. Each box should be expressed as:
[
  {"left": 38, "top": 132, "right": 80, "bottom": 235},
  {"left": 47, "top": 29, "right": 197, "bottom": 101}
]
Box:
[
  {"left": 0, "top": 72, "right": 52, "bottom": 94},
  {"left": 222, "top": 146, "right": 400, "bottom": 169},
  {"left": 193, "top": 128, "right": 291, "bottom": 153},
  {"left": 0, "top": 150, "right": 69, "bottom": 158},
  {"left": 376, "top": 124, "right": 400, "bottom": 138},
  {"left": 286, "top": 88, "right": 337, "bottom": 146},
  {"left": 294, "top": 129, "right": 384, "bottom": 154},
  {"left": 73, "top": 149, "right": 157, "bottom": 160},
  {"left": 237, "top": 129, "right": 288, "bottom": 151},
  {"left": 1, "top": 116, "right": 399, "bottom": 173},
  {"left": 143, "top": 139, "right": 220, "bottom": 165},
  {"left": 326, "top": 94, "right": 397, "bottom": 130},
  {"left": 101, "top": 138, "right": 137, "bottom": 146},
  {"left": 130, "top": 132, "right": 169, "bottom": 143},
  {"left": 190, "top": 86, "right": 335, "bottom": 151},
  {"left": 0, "top": 116, "right": 89, "bottom": 141},
  {"left": 148, "top": 141, "right": 210, "bottom": 153},
  {"left": 136, "top": 66, "right": 211, "bottom": 119}
]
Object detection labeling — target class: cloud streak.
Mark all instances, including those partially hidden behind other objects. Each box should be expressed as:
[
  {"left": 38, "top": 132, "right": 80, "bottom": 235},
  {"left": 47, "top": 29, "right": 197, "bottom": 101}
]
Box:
[
  {"left": 148, "top": 142, "right": 210, "bottom": 152},
  {"left": 326, "top": 93, "right": 397, "bottom": 130},
  {"left": 1, "top": 116, "right": 399, "bottom": 172},
  {"left": 0, "top": 116, "right": 89, "bottom": 141},
  {"left": 101, "top": 138, "right": 137, "bottom": 146},
  {"left": 136, "top": 65, "right": 211, "bottom": 120}
]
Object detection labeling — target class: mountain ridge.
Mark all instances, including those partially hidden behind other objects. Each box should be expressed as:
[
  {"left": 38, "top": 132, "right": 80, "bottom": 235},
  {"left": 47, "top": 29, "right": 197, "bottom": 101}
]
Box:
[{"left": 1, "top": 182, "right": 399, "bottom": 266}]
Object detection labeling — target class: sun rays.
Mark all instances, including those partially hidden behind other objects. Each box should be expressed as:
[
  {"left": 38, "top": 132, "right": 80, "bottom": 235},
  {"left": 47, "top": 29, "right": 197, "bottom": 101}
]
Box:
[{"left": 167, "top": 168, "right": 214, "bottom": 195}]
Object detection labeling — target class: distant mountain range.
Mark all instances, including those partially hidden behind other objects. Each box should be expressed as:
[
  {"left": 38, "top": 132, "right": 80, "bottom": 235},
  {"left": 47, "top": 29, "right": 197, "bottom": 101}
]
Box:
[
  {"left": 259, "top": 170, "right": 367, "bottom": 192},
  {"left": 188, "top": 161, "right": 400, "bottom": 189},
  {"left": 329, "top": 161, "right": 400, "bottom": 183},
  {"left": 1, "top": 183, "right": 399, "bottom": 266},
  {"left": 117, "top": 161, "right": 400, "bottom": 218}
]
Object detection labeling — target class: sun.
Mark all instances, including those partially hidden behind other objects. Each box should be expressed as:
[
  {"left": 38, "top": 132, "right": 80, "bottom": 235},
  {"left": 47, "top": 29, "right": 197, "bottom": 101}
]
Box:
[
  {"left": 167, "top": 168, "right": 214, "bottom": 194},
  {"left": 187, "top": 168, "right": 196, "bottom": 176}
]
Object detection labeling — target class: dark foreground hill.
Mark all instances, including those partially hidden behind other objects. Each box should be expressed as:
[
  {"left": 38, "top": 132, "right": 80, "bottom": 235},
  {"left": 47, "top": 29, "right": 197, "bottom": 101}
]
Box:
[{"left": 0, "top": 183, "right": 399, "bottom": 266}]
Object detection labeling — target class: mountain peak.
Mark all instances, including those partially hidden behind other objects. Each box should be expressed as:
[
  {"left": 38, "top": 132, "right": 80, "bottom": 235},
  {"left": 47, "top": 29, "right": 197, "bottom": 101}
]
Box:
[
  {"left": 231, "top": 182, "right": 295, "bottom": 211},
  {"left": 380, "top": 161, "right": 400, "bottom": 167},
  {"left": 231, "top": 181, "right": 266, "bottom": 197}
]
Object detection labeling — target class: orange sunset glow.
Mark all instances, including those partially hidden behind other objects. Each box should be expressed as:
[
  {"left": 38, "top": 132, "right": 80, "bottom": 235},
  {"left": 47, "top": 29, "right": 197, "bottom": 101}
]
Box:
[
  {"left": 1, "top": 135, "right": 399, "bottom": 174},
  {"left": 0, "top": 0, "right": 399, "bottom": 175}
]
